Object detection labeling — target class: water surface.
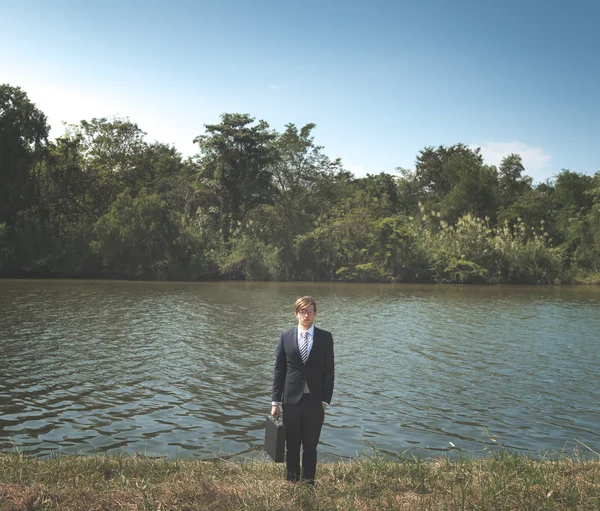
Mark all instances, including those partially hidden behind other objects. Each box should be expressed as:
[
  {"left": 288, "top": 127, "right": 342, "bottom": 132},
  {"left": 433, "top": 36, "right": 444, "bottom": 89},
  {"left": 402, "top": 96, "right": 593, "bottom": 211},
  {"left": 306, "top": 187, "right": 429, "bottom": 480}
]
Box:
[{"left": 1, "top": 280, "right": 599, "bottom": 459}]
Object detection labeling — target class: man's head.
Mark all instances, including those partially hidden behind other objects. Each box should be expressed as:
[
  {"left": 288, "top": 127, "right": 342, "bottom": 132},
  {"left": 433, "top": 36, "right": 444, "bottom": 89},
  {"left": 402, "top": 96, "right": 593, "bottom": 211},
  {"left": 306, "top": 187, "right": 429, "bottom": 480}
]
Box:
[{"left": 294, "top": 296, "right": 317, "bottom": 329}]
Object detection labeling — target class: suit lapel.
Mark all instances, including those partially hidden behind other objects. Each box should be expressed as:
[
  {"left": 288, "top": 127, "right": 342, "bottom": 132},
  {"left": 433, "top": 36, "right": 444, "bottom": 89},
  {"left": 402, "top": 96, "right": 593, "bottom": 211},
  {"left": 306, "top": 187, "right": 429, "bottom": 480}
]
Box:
[{"left": 289, "top": 328, "right": 301, "bottom": 361}]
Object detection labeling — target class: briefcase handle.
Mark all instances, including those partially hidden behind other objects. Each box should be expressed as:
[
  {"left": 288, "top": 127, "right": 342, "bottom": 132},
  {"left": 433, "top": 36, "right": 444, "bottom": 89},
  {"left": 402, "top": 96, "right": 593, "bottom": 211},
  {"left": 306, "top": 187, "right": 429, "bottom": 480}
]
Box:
[{"left": 271, "top": 403, "right": 283, "bottom": 422}]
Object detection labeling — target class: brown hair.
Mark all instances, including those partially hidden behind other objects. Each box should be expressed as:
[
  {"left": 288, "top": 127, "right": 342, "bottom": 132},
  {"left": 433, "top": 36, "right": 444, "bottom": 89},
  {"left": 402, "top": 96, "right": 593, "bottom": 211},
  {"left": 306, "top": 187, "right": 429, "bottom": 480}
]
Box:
[{"left": 294, "top": 296, "right": 317, "bottom": 314}]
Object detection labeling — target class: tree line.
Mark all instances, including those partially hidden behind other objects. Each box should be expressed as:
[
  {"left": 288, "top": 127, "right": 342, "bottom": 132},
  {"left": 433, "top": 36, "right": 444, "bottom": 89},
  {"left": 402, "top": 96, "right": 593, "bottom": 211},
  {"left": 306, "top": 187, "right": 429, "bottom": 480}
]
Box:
[{"left": 2, "top": 83, "right": 600, "bottom": 284}]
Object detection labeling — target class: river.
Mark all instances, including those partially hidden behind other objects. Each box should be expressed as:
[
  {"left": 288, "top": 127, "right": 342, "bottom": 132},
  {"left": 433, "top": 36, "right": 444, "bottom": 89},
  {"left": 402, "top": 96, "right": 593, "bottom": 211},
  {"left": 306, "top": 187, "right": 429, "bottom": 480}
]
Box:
[{"left": 1, "top": 279, "right": 599, "bottom": 460}]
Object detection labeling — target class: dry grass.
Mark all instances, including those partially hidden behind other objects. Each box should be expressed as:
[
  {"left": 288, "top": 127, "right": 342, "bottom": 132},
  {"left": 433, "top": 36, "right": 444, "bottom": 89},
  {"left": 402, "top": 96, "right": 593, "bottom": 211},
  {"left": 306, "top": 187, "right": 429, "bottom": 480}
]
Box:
[{"left": 0, "top": 452, "right": 599, "bottom": 510}]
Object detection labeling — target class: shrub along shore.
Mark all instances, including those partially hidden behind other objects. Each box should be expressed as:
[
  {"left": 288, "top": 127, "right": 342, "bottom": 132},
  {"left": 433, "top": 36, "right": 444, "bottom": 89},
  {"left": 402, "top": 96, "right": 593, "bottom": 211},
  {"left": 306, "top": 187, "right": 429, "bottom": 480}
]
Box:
[{"left": 1, "top": 452, "right": 599, "bottom": 510}]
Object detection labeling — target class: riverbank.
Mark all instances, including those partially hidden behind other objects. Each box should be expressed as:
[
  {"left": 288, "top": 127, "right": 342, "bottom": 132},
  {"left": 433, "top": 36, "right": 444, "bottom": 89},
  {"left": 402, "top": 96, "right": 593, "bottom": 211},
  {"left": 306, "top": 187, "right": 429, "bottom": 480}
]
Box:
[{"left": 1, "top": 453, "right": 599, "bottom": 510}]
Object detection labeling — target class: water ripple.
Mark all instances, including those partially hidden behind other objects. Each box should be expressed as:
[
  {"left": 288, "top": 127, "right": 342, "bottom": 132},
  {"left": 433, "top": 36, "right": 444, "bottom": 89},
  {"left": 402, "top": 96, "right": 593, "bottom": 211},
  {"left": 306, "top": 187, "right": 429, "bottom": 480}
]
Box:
[{"left": 1, "top": 280, "right": 600, "bottom": 459}]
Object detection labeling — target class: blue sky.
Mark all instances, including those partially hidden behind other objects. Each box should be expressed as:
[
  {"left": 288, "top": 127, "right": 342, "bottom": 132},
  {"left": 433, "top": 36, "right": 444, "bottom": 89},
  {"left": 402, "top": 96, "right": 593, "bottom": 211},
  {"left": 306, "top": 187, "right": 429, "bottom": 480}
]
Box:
[{"left": 2, "top": 0, "right": 599, "bottom": 182}]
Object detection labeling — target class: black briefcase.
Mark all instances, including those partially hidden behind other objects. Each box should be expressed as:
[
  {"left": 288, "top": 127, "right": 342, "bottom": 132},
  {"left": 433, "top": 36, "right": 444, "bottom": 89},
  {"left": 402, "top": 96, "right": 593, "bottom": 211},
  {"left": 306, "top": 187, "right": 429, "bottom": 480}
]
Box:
[{"left": 264, "top": 415, "right": 286, "bottom": 463}]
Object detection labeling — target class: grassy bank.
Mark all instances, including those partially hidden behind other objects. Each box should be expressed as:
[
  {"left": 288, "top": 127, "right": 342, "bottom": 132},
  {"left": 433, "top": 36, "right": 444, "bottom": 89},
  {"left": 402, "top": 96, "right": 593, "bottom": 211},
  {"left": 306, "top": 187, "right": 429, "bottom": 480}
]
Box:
[{"left": 1, "top": 452, "right": 599, "bottom": 510}]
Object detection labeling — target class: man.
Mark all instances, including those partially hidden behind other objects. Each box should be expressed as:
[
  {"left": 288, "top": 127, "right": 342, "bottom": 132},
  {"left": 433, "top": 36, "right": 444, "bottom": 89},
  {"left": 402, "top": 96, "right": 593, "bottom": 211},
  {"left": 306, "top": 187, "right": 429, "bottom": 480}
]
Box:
[{"left": 271, "top": 296, "right": 335, "bottom": 484}]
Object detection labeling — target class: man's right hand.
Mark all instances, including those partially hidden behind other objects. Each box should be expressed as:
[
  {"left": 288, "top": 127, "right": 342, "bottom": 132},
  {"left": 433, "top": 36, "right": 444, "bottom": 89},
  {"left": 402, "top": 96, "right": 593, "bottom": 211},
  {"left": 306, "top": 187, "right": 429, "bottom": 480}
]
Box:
[{"left": 271, "top": 405, "right": 280, "bottom": 418}]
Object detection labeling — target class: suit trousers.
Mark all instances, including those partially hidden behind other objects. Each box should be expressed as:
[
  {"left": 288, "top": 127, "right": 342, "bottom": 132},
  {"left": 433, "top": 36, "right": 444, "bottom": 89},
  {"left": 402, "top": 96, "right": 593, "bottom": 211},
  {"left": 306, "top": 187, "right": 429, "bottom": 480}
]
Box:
[{"left": 282, "top": 393, "right": 325, "bottom": 482}]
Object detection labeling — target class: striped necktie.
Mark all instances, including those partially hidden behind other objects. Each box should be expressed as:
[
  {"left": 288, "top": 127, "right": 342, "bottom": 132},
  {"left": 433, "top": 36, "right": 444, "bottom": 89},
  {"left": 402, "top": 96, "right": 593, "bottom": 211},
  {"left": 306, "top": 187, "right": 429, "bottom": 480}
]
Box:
[{"left": 299, "top": 331, "right": 309, "bottom": 364}]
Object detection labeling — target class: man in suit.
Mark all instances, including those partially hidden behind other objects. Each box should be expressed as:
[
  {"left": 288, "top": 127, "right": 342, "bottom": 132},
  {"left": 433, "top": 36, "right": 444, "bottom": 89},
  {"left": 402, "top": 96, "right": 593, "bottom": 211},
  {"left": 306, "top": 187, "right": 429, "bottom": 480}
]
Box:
[{"left": 271, "top": 296, "right": 335, "bottom": 484}]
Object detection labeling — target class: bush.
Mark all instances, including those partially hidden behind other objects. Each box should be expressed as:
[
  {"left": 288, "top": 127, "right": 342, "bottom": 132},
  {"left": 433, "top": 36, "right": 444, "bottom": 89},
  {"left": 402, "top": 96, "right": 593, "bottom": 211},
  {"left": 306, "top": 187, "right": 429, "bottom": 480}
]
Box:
[
  {"left": 491, "top": 219, "right": 563, "bottom": 284},
  {"left": 219, "top": 235, "right": 282, "bottom": 281},
  {"left": 421, "top": 210, "right": 563, "bottom": 284}
]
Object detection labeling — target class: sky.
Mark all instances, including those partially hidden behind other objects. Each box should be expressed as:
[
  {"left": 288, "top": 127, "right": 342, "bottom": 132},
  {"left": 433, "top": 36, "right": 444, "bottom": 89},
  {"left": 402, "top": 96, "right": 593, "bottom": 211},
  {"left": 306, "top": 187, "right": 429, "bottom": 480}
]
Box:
[{"left": 2, "top": 0, "right": 599, "bottom": 182}]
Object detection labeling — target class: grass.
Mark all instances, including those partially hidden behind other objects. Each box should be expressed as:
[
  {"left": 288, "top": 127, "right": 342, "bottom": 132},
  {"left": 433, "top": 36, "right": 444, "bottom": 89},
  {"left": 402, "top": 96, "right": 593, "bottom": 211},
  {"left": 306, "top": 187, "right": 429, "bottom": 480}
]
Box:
[
  {"left": 0, "top": 451, "right": 599, "bottom": 510},
  {"left": 569, "top": 270, "right": 600, "bottom": 285}
]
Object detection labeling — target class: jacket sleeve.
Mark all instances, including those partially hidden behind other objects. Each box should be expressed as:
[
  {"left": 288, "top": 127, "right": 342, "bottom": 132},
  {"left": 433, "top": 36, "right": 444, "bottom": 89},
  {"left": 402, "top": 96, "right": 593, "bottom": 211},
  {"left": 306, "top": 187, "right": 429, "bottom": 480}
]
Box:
[
  {"left": 322, "top": 332, "right": 335, "bottom": 405},
  {"left": 271, "top": 333, "right": 286, "bottom": 403}
]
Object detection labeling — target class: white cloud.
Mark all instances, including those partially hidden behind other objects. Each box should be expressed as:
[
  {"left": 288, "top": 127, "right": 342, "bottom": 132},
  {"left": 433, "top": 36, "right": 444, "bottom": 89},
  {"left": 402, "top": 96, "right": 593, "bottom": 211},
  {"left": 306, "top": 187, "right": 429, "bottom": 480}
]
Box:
[
  {"left": 344, "top": 163, "right": 368, "bottom": 178},
  {"left": 472, "top": 141, "right": 552, "bottom": 183}
]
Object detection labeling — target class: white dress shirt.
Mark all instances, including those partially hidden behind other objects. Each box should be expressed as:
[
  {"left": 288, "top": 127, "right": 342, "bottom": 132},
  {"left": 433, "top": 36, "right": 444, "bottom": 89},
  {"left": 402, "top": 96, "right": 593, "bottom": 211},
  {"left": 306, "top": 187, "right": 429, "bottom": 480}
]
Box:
[
  {"left": 299, "top": 325, "right": 314, "bottom": 394},
  {"left": 298, "top": 324, "right": 315, "bottom": 360}
]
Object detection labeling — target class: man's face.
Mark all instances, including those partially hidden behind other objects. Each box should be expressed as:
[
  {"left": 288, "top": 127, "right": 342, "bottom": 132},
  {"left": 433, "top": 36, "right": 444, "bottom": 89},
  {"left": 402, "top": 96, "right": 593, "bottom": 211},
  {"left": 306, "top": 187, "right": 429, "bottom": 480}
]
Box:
[{"left": 295, "top": 307, "right": 317, "bottom": 328}]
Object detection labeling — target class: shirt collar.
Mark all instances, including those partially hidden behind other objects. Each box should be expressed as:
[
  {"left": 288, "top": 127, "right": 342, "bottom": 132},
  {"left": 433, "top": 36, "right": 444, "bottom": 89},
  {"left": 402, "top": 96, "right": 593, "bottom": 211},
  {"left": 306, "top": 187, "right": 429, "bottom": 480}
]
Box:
[{"left": 298, "top": 325, "right": 315, "bottom": 337}]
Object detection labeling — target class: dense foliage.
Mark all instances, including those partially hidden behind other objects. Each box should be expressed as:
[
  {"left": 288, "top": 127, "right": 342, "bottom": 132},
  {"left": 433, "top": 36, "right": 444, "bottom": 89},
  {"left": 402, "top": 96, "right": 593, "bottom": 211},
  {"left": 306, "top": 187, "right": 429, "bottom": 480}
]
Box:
[{"left": 2, "top": 84, "right": 599, "bottom": 283}]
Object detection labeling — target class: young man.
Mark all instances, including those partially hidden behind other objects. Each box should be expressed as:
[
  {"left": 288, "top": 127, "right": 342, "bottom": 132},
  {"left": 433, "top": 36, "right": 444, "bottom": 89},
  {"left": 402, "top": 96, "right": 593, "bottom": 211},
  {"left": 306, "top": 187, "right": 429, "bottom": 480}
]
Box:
[{"left": 271, "top": 296, "right": 335, "bottom": 484}]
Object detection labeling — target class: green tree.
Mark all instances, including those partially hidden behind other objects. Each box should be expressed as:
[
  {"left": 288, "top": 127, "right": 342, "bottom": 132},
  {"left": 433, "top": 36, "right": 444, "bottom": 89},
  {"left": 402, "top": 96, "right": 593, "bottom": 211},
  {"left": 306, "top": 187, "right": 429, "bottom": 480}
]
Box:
[
  {"left": 138, "top": 143, "right": 195, "bottom": 211},
  {"left": 294, "top": 184, "right": 422, "bottom": 282},
  {"left": 497, "top": 154, "right": 532, "bottom": 210},
  {"left": 60, "top": 117, "right": 148, "bottom": 217},
  {"left": 349, "top": 173, "right": 401, "bottom": 218},
  {"left": 412, "top": 143, "right": 482, "bottom": 202},
  {"left": 270, "top": 123, "right": 341, "bottom": 210},
  {"left": 263, "top": 123, "right": 343, "bottom": 278},
  {"left": 406, "top": 144, "right": 498, "bottom": 224},
  {"left": 395, "top": 167, "right": 421, "bottom": 216},
  {"left": 554, "top": 170, "right": 597, "bottom": 271},
  {"left": 194, "top": 114, "right": 276, "bottom": 242},
  {"left": 553, "top": 170, "right": 593, "bottom": 213},
  {"left": 0, "top": 84, "right": 49, "bottom": 224},
  {"left": 32, "top": 119, "right": 149, "bottom": 277},
  {"left": 578, "top": 172, "right": 600, "bottom": 272},
  {"left": 498, "top": 181, "right": 557, "bottom": 236},
  {"left": 91, "top": 192, "right": 185, "bottom": 279},
  {"left": 36, "top": 119, "right": 197, "bottom": 277},
  {"left": 437, "top": 160, "right": 498, "bottom": 224}
]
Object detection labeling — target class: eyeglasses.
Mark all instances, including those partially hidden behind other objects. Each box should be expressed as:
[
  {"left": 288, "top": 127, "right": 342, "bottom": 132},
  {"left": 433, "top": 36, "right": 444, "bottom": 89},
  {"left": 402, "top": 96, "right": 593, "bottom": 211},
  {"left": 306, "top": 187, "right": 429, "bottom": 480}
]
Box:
[{"left": 297, "top": 310, "right": 315, "bottom": 316}]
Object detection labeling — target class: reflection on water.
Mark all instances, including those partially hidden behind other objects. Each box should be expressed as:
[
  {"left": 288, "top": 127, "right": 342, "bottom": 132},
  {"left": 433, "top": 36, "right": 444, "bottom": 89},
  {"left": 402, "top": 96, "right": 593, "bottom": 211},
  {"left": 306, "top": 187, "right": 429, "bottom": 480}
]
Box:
[{"left": 1, "top": 280, "right": 600, "bottom": 459}]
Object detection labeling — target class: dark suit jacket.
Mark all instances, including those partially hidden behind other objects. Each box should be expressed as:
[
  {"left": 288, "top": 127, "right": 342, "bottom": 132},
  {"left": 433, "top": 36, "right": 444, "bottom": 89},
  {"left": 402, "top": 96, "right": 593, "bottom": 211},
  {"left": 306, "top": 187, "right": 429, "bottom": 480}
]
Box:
[{"left": 272, "top": 326, "right": 335, "bottom": 405}]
